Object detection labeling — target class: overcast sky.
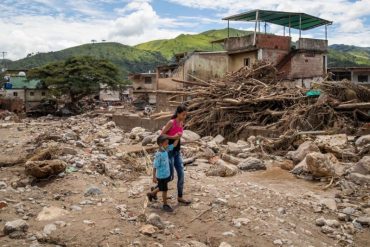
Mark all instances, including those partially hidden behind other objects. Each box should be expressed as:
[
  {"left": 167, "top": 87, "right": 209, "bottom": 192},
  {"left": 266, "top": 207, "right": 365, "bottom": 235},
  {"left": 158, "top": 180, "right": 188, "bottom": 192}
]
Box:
[{"left": 1, "top": 0, "right": 370, "bottom": 60}]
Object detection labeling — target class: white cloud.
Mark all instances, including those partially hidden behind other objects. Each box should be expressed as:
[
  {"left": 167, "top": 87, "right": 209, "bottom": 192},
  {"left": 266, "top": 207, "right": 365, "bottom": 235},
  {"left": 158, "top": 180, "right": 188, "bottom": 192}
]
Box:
[{"left": 0, "top": 0, "right": 187, "bottom": 60}]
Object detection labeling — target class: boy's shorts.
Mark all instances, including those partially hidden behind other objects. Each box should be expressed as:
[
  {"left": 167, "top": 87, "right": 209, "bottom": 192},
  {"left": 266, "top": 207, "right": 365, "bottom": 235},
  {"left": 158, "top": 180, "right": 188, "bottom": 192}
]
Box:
[{"left": 157, "top": 177, "right": 171, "bottom": 192}]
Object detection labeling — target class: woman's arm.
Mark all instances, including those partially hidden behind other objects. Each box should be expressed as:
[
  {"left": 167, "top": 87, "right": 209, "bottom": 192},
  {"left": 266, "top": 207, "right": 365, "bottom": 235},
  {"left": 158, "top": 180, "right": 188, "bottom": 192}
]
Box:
[{"left": 161, "top": 120, "right": 177, "bottom": 139}]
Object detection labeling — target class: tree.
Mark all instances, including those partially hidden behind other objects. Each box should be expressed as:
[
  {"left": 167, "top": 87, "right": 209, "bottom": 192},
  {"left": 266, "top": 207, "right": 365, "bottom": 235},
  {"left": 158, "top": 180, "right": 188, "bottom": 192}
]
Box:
[{"left": 28, "top": 56, "right": 123, "bottom": 103}]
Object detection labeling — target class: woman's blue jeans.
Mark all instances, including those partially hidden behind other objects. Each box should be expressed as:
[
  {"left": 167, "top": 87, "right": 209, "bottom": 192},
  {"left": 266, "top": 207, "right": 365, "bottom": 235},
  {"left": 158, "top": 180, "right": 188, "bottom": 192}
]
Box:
[{"left": 168, "top": 150, "right": 184, "bottom": 198}]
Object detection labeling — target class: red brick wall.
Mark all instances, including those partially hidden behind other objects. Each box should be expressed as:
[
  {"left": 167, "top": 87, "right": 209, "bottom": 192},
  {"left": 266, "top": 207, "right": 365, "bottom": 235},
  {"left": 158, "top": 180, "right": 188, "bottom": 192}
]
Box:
[{"left": 256, "top": 34, "right": 291, "bottom": 51}]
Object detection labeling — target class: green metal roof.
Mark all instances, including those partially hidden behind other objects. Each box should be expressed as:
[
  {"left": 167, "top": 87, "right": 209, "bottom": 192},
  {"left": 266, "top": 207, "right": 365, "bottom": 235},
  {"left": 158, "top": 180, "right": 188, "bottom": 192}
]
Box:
[
  {"left": 9, "top": 76, "right": 42, "bottom": 89},
  {"left": 223, "top": 10, "right": 333, "bottom": 31}
]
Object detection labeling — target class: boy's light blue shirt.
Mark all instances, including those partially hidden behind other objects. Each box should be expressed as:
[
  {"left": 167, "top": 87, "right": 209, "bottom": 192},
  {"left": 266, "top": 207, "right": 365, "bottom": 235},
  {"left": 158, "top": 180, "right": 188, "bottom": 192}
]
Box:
[{"left": 153, "top": 144, "right": 174, "bottom": 179}]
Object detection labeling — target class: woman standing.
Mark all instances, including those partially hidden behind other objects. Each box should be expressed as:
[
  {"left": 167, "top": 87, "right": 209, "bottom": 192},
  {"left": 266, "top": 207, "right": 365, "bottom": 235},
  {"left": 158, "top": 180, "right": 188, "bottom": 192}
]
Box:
[{"left": 162, "top": 105, "right": 191, "bottom": 205}]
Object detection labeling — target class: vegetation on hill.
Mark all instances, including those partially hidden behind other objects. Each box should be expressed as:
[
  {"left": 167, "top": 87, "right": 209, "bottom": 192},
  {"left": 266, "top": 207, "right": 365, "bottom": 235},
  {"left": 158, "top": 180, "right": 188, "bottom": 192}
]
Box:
[
  {"left": 135, "top": 28, "right": 251, "bottom": 59},
  {"left": 5, "top": 29, "right": 370, "bottom": 74},
  {"left": 7, "top": 42, "right": 167, "bottom": 76},
  {"left": 328, "top": 44, "right": 370, "bottom": 67}
]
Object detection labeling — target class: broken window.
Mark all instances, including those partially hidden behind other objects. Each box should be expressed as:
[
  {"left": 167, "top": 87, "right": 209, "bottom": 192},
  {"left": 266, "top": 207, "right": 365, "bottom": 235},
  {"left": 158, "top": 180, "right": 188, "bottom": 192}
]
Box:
[
  {"left": 13, "top": 92, "right": 18, "bottom": 97},
  {"left": 144, "top": 77, "right": 152, "bottom": 84},
  {"left": 358, "top": 75, "right": 369, "bottom": 83},
  {"left": 244, "top": 58, "right": 250, "bottom": 67}
]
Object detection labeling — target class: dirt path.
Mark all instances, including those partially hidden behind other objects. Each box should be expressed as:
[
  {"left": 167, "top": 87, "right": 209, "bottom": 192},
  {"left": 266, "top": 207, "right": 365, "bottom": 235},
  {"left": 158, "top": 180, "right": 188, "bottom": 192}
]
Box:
[{"left": 0, "top": 120, "right": 369, "bottom": 247}]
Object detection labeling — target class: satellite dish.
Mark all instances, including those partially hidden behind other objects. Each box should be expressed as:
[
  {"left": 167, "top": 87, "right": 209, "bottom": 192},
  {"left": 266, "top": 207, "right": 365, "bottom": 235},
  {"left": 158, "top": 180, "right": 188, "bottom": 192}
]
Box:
[{"left": 18, "top": 71, "right": 26, "bottom": 76}]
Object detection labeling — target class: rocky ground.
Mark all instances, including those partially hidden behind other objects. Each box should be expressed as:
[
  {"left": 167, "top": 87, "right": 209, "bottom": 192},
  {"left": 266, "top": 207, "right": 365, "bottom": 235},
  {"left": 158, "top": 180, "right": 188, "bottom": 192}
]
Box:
[{"left": 0, "top": 113, "right": 369, "bottom": 247}]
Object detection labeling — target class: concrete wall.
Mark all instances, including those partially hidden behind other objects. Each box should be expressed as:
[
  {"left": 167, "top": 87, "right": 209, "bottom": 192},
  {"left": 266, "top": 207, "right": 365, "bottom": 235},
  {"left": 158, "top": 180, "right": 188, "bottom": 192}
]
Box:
[
  {"left": 25, "top": 89, "right": 49, "bottom": 102},
  {"left": 225, "top": 34, "right": 291, "bottom": 52},
  {"left": 228, "top": 51, "right": 257, "bottom": 73},
  {"left": 4, "top": 89, "right": 25, "bottom": 100},
  {"left": 182, "top": 52, "right": 229, "bottom": 81},
  {"left": 99, "top": 89, "right": 120, "bottom": 101},
  {"left": 131, "top": 75, "right": 156, "bottom": 90},
  {"left": 297, "top": 38, "right": 328, "bottom": 51},
  {"left": 260, "top": 49, "right": 289, "bottom": 66},
  {"left": 287, "top": 52, "right": 325, "bottom": 79},
  {"left": 113, "top": 113, "right": 169, "bottom": 132}
]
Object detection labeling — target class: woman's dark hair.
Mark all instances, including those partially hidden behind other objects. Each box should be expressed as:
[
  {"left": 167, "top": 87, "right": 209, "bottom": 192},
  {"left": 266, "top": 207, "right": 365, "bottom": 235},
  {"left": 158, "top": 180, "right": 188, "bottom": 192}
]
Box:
[{"left": 171, "top": 105, "right": 187, "bottom": 119}]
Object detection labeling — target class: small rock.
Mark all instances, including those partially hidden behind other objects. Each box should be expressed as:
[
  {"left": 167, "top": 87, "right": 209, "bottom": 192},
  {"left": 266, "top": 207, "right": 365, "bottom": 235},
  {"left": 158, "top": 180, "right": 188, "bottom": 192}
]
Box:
[
  {"left": 219, "top": 242, "right": 232, "bottom": 247},
  {"left": 187, "top": 241, "right": 208, "bottom": 247},
  {"left": 321, "top": 225, "right": 334, "bottom": 234},
  {"left": 70, "top": 205, "right": 82, "bottom": 211},
  {"left": 43, "top": 223, "right": 57, "bottom": 235},
  {"left": 182, "top": 130, "right": 201, "bottom": 142},
  {"left": 237, "top": 157, "right": 266, "bottom": 171},
  {"left": 277, "top": 160, "right": 294, "bottom": 171},
  {"left": 352, "top": 156, "right": 370, "bottom": 175},
  {"left": 357, "top": 216, "right": 370, "bottom": 225},
  {"left": 214, "top": 198, "right": 228, "bottom": 205},
  {"left": 147, "top": 213, "right": 165, "bottom": 229},
  {"left": 139, "top": 224, "right": 157, "bottom": 236},
  {"left": 319, "top": 198, "right": 337, "bottom": 211},
  {"left": 0, "top": 181, "right": 7, "bottom": 189},
  {"left": 75, "top": 141, "right": 87, "bottom": 148},
  {"left": 348, "top": 172, "right": 370, "bottom": 184},
  {"left": 273, "top": 239, "right": 283, "bottom": 245},
  {"left": 3, "top": 219, "right": 29, "bottom": 235},
  {"left": 355, "top": 135, "right": 370, "bottom": 147},
  {"left": 287, "top": 141, "right": 320, "bottom": 164},
  {"left": 206, "top": 159, "right": 238, "bottom": 177},
  {"left": 342, "top": 207, "right": 355, "bottom": 215},
  {"left": 83, "top": 220, "right": 95, "bottom": 226},
  {"left": 315, "top": 217, "right": 326, "bottom": 226},
  {"left": 277, "top": 207, "right": 286, "bottom": 215},
  {"left": 84, "top": 186, "right": 102, "bottom": 196},
  {"left": 213, "top": 135, "right": 225, "bottom": 144},
  {"left": 0, "top": 200, "right": 8, "bottom": 209},
  {"left": 306, "top": 152, "right": 342, "bottom": 177},
  {"left": 232, "top": 218, "right": 250, "bottom": 228},
  {"left": 222, "top": 231, "right": 236, "bottom": 237},
  {"left": 325, "top": 219, "right": 340, "bottom": 228}
]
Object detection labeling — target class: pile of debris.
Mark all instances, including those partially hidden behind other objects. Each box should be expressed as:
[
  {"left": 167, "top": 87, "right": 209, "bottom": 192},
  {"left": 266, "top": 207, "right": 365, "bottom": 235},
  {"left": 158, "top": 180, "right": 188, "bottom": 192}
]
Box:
[{"left": 173, "top": 61, "right": 370, "bottom": 141}]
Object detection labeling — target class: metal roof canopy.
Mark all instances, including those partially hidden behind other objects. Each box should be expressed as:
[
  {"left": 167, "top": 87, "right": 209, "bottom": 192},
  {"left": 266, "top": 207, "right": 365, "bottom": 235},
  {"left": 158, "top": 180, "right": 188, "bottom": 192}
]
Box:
[
  {"left": 223, "top": 10, "right": 332, "bottom": 42},
  {"left": 223, "top": 10, "right": 332, "bottom": 31}
]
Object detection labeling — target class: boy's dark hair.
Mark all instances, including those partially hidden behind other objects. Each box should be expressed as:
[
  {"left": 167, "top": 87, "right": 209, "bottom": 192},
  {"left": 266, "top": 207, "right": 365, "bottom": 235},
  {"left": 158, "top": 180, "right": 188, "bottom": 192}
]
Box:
[
  {"left": 157, "top": 135, "right": 168, "bottom": 145},
  {"left": 171, "top": 104, "right": 187, "bottom": 119}
]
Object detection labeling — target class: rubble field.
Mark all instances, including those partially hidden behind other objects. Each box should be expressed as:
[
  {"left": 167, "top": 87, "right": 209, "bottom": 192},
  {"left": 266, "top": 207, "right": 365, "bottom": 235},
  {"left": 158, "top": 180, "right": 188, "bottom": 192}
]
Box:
[{"left": 0, "top": 113, "right": 369, "bottom": 247}]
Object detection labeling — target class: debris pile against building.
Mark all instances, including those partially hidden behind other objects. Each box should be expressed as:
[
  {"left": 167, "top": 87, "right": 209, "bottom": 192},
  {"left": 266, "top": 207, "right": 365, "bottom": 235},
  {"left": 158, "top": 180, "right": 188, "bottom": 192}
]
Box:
[{"left": 164, "top": 61, "right": 370, "bottom": 141}]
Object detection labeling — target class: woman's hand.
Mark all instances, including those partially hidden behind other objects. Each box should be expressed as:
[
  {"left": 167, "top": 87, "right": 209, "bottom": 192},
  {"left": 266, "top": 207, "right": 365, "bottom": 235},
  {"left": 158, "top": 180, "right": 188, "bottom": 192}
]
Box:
[{"left": 152, "top": 177, "right": 158, "bottom": 183}]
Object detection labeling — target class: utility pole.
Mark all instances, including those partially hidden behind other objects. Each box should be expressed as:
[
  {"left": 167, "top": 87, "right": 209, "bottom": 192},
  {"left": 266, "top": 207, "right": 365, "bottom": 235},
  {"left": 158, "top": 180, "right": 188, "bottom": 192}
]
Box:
[{"left": 1, "top": 51, "right": 7, "bottom": 71}]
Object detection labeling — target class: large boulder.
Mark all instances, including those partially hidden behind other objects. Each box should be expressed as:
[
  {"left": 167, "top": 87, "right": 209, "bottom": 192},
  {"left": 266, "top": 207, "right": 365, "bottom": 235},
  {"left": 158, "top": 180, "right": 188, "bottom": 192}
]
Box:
[
  {"left": 237, "top": 157, "right": 266, "bottom": 171},
  {"left": 181, "top": 130, "right": 200, "bottom": 143},
  {"left": 305, "top": 152, "right": 342, "bottom": 177},
  {"left": 3, "top": 219, "right": 29, "bottom": 238},
  {"left": 347, "top": 173, "right": 370, "bottom": 185},
  {"left": 206, "top": 159, "right": 238, "bottom": 177},
  {"left": 25, "top": 160, "right": 66, "bottom": 178},
  {"left": 355, "top": 135, "right": 370, "bottom": 147},
  {"left": 290, "top": 158, "right": 308, "bottom": 175},
  {"left": 352, "top": 156, "right": 370, "bottom": 175},
  {"left": 287, "top": 141, "right": 320, "bottom": 164}
]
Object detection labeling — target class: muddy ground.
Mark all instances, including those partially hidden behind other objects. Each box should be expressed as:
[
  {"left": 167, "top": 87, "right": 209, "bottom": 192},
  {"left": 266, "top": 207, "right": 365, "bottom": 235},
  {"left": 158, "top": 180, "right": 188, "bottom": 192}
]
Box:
[{"left": 0, "top": 117, "right": 369, "bottom": 247}]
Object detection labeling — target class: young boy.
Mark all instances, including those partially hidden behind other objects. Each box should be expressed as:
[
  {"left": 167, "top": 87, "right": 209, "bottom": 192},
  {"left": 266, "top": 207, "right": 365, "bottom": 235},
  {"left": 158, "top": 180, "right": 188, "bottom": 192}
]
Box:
[{"left": 147, "top": 135, "right": 179, "bottom": 212}]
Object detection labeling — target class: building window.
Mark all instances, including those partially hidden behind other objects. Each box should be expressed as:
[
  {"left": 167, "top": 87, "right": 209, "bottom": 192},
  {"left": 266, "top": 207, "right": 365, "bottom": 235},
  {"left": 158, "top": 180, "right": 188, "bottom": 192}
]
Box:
[
  {"left": 358, "top": 75, "right": 369, "bottom": 83},
  {"left": 144, "top": 77, "right": 152, "bottom": 84},
  {"left": 42, "top": 92, "right": 46, "bottom": 96},
  {"left": 30, "top": 92, "right": 34, "bottom": 96},
  {"left": 13, "top": 92, "right": 18, "bottom": 97},
  {"left": 244, "top": 58, "right": 250, "bottom": 67}
]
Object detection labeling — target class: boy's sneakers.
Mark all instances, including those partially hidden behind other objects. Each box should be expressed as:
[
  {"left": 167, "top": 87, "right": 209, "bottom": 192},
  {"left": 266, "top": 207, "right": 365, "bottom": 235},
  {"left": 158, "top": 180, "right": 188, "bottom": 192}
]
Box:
[
  {"left": 147, "top": 193, "right": 155, "bottom": 202},
  {"left": 163, "top": 204, "right": 174, "bottom": 212},
  {"left": 150, "top": 187, "right": 158, "bottom": 201}
]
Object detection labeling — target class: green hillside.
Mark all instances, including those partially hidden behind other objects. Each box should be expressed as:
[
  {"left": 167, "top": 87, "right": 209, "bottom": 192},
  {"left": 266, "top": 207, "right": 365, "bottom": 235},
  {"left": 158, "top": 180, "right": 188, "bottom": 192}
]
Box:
[
  {"left": 7, "top": 42, "right": 167, "bottom": 76},
  {"left": 135, "top": 28, "right": 251, "bottom": 59},
  {"left": 328, "top": 44, "right": 370, "bottom": 67}
]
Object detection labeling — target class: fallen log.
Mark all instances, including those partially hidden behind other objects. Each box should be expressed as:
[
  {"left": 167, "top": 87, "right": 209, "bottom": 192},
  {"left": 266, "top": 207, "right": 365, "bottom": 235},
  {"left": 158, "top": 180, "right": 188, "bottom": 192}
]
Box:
[{"left": 335, "top": 102, "right": 370, "bottom": 110}]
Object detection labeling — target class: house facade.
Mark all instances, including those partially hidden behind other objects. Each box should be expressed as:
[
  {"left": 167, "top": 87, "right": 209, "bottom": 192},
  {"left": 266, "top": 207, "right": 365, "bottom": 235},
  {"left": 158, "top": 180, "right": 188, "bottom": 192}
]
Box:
[
  {"left": 2, "top": 76, "right": 49, "bottom": 111},
  {"left": 328, "top": 67, "right": 370, "bottom": 84}
]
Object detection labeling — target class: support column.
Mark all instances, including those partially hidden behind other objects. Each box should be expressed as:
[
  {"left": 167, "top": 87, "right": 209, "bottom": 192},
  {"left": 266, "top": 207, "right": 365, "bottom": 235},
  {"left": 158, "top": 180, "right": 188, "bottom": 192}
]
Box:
[
  {"left": 227, "top": 20, "right": 230, "bottom": 38},
  {"left": 325, "top": 24, "right": 328, "bottom": 40},
  {"left": 299, "top": 15, "right": 302, "bottom": 38},
  {"left": 264, "top": 22, "right": 267, "bottom": 34},
  {"left": 289, "top": 16, "right": 291, "bottom": 37},
  {"left": 253, "top": 10, "right": 259, "bottom": 46}
]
